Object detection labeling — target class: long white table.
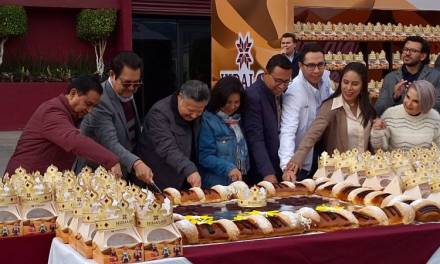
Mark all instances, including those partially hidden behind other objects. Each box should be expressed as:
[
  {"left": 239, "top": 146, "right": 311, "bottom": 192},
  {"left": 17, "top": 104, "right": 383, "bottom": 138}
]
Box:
[{"left": 48, "top": 238, "right": 192, "bottom": 264}]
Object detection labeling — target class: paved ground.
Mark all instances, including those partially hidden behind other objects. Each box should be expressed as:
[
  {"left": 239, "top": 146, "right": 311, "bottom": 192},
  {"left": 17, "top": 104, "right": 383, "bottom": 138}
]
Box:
[{"left": 0, "top": 131, "right": 21, "bottom": 175}]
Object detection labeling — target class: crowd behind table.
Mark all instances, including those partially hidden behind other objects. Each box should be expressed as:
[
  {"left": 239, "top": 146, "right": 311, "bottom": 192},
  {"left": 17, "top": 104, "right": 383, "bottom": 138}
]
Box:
[{"left": 4, "top": 34, "right": 440, "bottom": 192}]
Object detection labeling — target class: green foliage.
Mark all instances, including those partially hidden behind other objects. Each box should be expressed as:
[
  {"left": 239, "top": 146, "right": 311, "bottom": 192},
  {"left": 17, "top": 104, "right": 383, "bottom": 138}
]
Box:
[
  {"left": 0, "top": 56, "right": 100, "bottom": 82},
  {"left": 0, "top": 5, "right": 27, "bottom": 39},
  {"left": 76, "top": 8, "right": 117, "bottom": 42}
]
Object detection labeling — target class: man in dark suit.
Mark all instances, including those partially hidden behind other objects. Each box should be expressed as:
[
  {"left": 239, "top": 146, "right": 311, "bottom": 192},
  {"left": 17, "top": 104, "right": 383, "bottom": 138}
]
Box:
[
  {"left": 281, "top": 32, "right": 300, "bottom": 78},
  {"left": 243, "top": 54, "right": 292, "bottom": 184}
]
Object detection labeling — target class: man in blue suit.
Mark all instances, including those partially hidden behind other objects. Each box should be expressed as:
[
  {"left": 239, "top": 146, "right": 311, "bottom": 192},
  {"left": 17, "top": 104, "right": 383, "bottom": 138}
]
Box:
[
  {"left": 281, "top": 32, "right": 300, "bottom": 78},
  {"left": 243, "top": 54, "right": 292, "bottom": 184}
]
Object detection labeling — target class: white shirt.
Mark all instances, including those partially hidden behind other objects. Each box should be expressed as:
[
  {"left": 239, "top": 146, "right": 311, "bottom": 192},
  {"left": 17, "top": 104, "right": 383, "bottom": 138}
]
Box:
[
  {"left": 331, "top": 95, "right": 365, "bottom": 152},
  {"left": 279, "top": 70, "right": 333, "bottom": 171}
]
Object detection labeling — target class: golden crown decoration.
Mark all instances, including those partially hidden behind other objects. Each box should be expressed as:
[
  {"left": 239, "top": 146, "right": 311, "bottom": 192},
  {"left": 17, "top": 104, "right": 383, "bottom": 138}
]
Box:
[
  {"left": 366, "top": 155, "right": 390, "bottom": 177},
  {"left": 430, "top": 176, "right": 440, "bottom": 193},
  {"left": 391, "top": 151, "right": 412, "bottom": 172},
  {"left": 43, "top": 165, "right": 63, "bottom": 189},
  {"left": 77, "top": 166, "right": 93, "bottom": 189},
  {"left": 71, "top": 185, "right": 86, "bottom": 217},
  {"left": 55, "top": 174, "right": 76, "bottom": 212},
  {"left": 135, "top": 198, "right": 173, "bottom": 228},
  {"left": 80, "top": 189, "right": 100, "bottom": 223},
  {"left": 17, "top": 176, "right": 52, "bottom": 205},
  {"left": 237, "top": 185, "right": 267, "bottom": 208},
  {"left": 0, "top": 177, "right": 18, "bottom": 206},
  {"left": 318, "top": 151, "right": 335, "bottom": 168},
  {"left": 401, "top": 170, "right": 423, "bottom": 190},
  {"left": 95, "top": 195, "right": 134, "bottom": 230}
]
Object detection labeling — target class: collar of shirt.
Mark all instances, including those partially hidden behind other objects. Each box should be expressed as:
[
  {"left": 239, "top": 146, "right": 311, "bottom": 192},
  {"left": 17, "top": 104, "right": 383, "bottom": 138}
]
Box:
[
  {"left": 331, "top": 95, "right": 361, "bottom": 119},
  {"left": 285, "top": 52, "right": 295, "bottom": 62},
  {"left": 299, "top": 70, "right": 329, "bottom": 97}
]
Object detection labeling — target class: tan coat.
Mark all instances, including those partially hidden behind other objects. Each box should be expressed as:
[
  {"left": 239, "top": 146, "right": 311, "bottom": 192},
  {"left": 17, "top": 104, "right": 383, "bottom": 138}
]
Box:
[{"left": 292, "top": 97, "right": 372, "bottom": 167}]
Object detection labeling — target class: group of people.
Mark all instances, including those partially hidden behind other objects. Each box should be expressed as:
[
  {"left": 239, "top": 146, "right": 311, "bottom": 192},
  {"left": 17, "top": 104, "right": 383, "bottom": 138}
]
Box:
[{"left": 5, "top": 33, "right": 440, "bottom": 191}]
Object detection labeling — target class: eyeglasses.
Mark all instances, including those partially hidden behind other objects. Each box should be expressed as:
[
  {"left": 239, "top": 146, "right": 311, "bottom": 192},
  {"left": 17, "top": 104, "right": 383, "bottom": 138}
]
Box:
[
  {"left": 118, "top": 78, "right": 143, "bottom": 89},
  {"left": 402, "top": 47, "right": 421, "bottom": 54},
  {"left": 302, "top": 62, "right": 326, "bottom": 71},
  {"left": 269, "top": 74, "right": 292, "bottom": 86}
]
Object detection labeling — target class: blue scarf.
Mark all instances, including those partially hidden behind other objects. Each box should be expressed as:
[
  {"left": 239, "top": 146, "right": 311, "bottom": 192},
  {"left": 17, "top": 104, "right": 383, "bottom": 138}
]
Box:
[{"left": 216, "top": 111, "right": 249, "bottom": 174}]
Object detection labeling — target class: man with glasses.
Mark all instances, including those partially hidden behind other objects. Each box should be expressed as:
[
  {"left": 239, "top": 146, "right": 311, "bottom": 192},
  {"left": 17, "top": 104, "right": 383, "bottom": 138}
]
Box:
[
  {"left": 376, "top": 36, "right": 440, "bottom": 115},
  {"left": 76, "top": 51, "right": 154, "bottom": 185},
  {"left": 243, "top": 54, "right": 292, "bottom": 184},
  {"left": 279, "top": 43, "right": 333, "bottom": 181}
]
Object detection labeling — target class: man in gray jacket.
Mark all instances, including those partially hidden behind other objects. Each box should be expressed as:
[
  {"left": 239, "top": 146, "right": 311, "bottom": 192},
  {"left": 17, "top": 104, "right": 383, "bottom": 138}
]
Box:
[
  {"left": 136, "top": 80, "right": 210, "bottom": 190},
  {"left": 376, "top": 36, "right": 440, "bottom": 116},
  {"left": 76, "top": 52, "right": 153, "bottom": 184}
]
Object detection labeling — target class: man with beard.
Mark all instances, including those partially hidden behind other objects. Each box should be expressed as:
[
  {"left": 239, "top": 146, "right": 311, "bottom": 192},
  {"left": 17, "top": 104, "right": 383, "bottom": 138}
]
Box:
[{"left": 375, "top": 36, "right": 440, "bottom": 115}]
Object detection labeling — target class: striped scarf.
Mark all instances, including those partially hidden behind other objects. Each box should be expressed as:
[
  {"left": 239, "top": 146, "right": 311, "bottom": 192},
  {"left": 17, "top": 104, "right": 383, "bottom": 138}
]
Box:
[{"left": 217, "top": 111, "right": 249, "bottom": 174}]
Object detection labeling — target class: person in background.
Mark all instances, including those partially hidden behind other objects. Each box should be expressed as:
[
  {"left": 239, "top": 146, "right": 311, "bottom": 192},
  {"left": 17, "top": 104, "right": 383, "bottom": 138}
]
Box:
[
  {"left": 76, "top": 52, "right": 153, "bottom": 185},
  {"left": 371, "top": 80, "right": 440, "bottom": 151},
  {"left": 5, "top": 75, "right": 122, "bottom": 177},
  {"left": 279, "top": 43, "right": 333, "bottom": 181},
  {"left": 136, "top": 80, "right": 210, "bottom": 190},
  {"left": 198, "top": 76, "right": 249, "bottom": 188},
  {"left": 243, "top": 54, "right": 292, "bottom": 184},
  {"left": 375, "top": 36, "right": 440, "bottom": 115},
  {"left": 281, "top": 32, "right": 301, "bottom": 78},
  {"left": 284, "top": 62, "right": 376, "bottom": 181}
]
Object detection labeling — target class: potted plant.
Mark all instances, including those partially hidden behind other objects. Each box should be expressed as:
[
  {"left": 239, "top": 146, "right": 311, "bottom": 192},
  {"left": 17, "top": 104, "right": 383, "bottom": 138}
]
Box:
[
  {"left": 76, "top": 8, "right": 117, "bottom": 77},
  {"left": 0, "top": 5, "right": 27, "bottom": 66}
]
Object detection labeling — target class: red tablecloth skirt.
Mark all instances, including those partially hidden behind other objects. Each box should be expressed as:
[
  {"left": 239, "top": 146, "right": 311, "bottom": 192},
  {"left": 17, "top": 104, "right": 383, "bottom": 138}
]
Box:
[
  {"left": 185, "top": 223, "right": 440, "bottom": 264},
  {"left": 0, "top": 233, "right": 55, "bottom": 264}
]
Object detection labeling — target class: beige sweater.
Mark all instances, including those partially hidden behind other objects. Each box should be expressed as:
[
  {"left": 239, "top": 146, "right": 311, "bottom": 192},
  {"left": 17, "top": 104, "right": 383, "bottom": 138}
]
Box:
[{"left": 370, "top": 104, "right": 440, "bottom": 151}]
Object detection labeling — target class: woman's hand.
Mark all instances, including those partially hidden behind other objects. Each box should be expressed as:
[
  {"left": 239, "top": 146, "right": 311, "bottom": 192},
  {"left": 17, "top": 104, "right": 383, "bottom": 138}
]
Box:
[
  {"left": 372, "top": 118, "right": 386, "bottom": 130},
  {"left": 228, "top": 168, "right": 242, "bottom": 182}
]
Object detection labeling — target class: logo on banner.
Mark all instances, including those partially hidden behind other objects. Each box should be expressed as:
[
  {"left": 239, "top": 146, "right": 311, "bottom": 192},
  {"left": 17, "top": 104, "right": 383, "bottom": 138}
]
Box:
[{"left": 220, "top": 32, "right": 264, "bottom": 88}]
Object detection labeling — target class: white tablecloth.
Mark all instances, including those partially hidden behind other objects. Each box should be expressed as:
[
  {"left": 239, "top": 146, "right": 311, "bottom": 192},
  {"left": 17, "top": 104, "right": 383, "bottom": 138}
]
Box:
[{"left": 48, "top": 238, "right": 192, "bottom": 264}]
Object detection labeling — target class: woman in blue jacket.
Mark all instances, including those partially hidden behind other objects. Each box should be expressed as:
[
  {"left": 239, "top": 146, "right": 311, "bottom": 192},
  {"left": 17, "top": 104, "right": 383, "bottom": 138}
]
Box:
[{"left": 198, "top": 76, "right": 249, "bottom": 188}]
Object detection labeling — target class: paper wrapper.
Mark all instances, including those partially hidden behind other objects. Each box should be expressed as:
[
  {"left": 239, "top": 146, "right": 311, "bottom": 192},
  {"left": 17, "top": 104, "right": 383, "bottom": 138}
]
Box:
[
  {"left": 93, "top": 225, "right": 144, "bottom": 264},
  {"left": 138, "top": 224, "right": 183, "bottom": 261}
]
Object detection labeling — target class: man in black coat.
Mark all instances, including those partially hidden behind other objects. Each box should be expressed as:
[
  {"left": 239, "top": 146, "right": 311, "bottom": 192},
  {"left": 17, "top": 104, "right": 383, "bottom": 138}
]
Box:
[{"left": 136, "top": 80, "right": 210, "bottom": 190}]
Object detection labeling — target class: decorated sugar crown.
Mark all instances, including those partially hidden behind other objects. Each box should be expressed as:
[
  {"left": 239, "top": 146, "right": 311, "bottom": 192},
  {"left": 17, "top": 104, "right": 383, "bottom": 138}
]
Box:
[
  {"left": 95, "top": 195, "right": 134, "bottom": 230},
  {"left": 401, "top": 170, "right": 425, "bottom": 190},
  {"left": 430, "top": 175, "right": 440, "bottom": 193},
  {"left": 366, "top": 155, "right": 390, "bottom": 177},
  {"left": 78, "top": 166, "right": 93, "bottom": 189},
  {"left": 318, "top": 151, "right": 335, "bottom": 167},
  {"left": 72, "top": 185, "right": 86, "bottom": 216},
  {"left": 55, "top": 174, "right": 76, "bottom": 212},
  {"left": 80, "top": 189, "right": 100, "bottom": 223},
  {"left": 135, "top": 198, "right": 173, "bottom": 228},
  {"left": 17, "top": 173, "right": 52, "bottom": 204},
  {"left": 391, "top": 151, "right": 412, "bottom": 171},
  {"left": 237, "top": 185, "right": 267, "bottom": 208},
  {"left": 43, "top": 165, "right": 63, "bottom": 189},
  {"left": 0, "top": 176, "right": 18, "bottom": 206}
]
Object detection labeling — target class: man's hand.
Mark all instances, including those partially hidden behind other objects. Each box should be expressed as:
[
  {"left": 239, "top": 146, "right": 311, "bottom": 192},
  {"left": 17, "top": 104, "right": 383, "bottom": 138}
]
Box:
[
  {"left": 263, "top": 174, "right": 278, "bottom": 183},
  {"left": 284, "top": 159, "right": 300, "bottom": 180},
  {"left": 228, "top": 168, "right": 242, "bottom": 182},
  {"left": 282, "top": 170, "right": 296, "bottom": 182},
  {"left": 187, "top": 172, "right": 201, "bottom": 187},
  {"left": 133, "top": 160, "right": 154, "bottom": 184},
  {"left": 372, "top": 118, "right": 387, "bottom": 130},
  {"left": 393, "top": 79, "right": 408, "bottom": 100},
  {"left": 110, "top": 163, "right": 123, "bottom": 179}
]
